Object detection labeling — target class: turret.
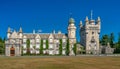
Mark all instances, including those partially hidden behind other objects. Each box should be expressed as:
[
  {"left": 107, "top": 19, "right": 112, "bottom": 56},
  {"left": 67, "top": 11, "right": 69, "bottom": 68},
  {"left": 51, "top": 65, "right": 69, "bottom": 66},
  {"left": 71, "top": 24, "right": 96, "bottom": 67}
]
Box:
[
  {"left": 19, "top": 27, "right": 23, "bottom": 39},
  {"left": 19, "top": 27, "right": 22, "bottom": 33},
  {"left": 69, "top": 18, "right": 75, "bottom": 24},
  {"left": 79, "top": 21, "right": 82, "bottom": 28},
  {"left": 68, "top": 17, "right": 76, "bottom": 56},
  {"left": 96, "top": 16, "right": 101, "bottom": 25},
  {"left": 85, "top": 16, "right": 89, "bottom": 25},
  {"left": 68, "top": 18, "right": 76, "bottom": 39},
  {"left": 7, "top": 27, "right": 11, "bottom": 38}
]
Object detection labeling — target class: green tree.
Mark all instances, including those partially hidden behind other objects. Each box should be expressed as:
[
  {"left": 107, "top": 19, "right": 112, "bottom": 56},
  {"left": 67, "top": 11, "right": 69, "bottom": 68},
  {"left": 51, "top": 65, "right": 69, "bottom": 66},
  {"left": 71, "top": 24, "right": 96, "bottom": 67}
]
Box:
[
  {"left": 46, "top": 40, "right": 49, "bottom": 49},
  {"left": 100, "top": 35, "right": 109, "bottom": 46},
  {"left": 109, "top": 33, "right": 114, "bottom": 48},
  {"left": 26, "top": 39, "right": 30, "bottom": 55},
  {"left": 73, "top": 43, "right": 77, "bottom": 55},
  {"left": 117, "top": 33, "right": 120, "bottom": 48},
  {"left": 40, "top": 39, "right": 43, "bottom": 54},
  {"left": 59, "top": 39, "right": 62, "bottom": 55},
  {"left": 114, "top": 33, "right": 120, "bottom": 53},
  {"left": 0, "top": 37, "right": 5, "bottom": 55},
  {"left": 66, "top": 39, "right": 69, "bottom": 56}
]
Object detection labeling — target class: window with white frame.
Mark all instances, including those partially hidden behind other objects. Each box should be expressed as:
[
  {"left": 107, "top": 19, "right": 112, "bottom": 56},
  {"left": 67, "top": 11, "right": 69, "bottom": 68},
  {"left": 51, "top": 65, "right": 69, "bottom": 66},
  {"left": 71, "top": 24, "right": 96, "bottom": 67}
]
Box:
[
  {"left": 62, "top": 39, "right": 66, "bottom": 43},
  {"left": 30, "top": 44, "right": 32, "bottom": 48},
  {"left": 36, "top": 44, "right": 39, "bottom": 48},
  {"left": 56, "top": 40, "right": 59, "bottom": 43},
  {"left": 23, "top": 39, "right": 26, "bottom": 42},
  {"left": 30, "top": 39, "right": 32, "bottom": 43},
  {"left": 49, "top": 50, "right": 53, "bottom": 55},
  {"left": 36, "top": 39, "right": 39, "bottom": 43},
  {"left": 49, "top": 38, "right": 53, "bottom": 42},
  {"left": 62, "top": 50, "right": 66, "bottom": 55},
  {"left": 23, "top": 44, "right": 26, "bottom": 49},
  {"left": 56, "top": 50, "right": 59, "bottom": 54},
  {"left": 43, "top": 44, "right": 46, "bottom": 48},
  {"left": 36, "top": 50, "right": 39, "bottom": 54},
  {"left": 43, "top": 40, "right": 46, "bottom": 43},
  {"left": 49, "top": 44, "right": 53, "bottom": 49}
]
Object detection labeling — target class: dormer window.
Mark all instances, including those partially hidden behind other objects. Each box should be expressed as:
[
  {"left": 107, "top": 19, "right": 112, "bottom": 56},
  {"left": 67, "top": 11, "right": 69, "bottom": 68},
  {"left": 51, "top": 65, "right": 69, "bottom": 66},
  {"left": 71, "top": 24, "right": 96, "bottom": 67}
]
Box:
[
  {"left": 43, "top": 40, "right": 46, "bottom": 43},
  {"left": 36, "top": 39, "right": 39, "bottom": 43},
  {"left": 50, "top": 38, "right": 53, "bottom": 42}
]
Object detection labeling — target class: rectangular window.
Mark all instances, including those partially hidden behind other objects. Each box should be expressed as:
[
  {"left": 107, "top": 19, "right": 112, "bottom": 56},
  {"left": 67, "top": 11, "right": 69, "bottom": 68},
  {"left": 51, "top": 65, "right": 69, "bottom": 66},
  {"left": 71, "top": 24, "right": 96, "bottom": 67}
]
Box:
[
  {"left": 56, "top": 40, "right": 59, "bottom": 43},
  {"left": 36, "top": 44, "right": 40, "bottom": 49},
  {"left": 36, "top": 39, "right": 40, "bottom": 43},
  {"left": 30, "top": 40, "right": 32, "bottom": 43},
  {"left": 43, "top": 40, "right": 46, "bottom": 43},
  {"left": 30, "top": 44, "right": 32, "bottom": 48},
  {"left": 62, "top": 50, "right": 66, "bottom": 55},
  {"left": 36, "top": 50, "right": 39, "bottom": 54},
  {"left": 50, "top": 39, "right": 53, "bottom": 43},
  {"left": 43, "top": 44, "right": 46, "bottom": 48},
  {"left": 49, "top": 50, "right": 53, "bottom": 55},
  {"left": 49, "top": 44, "right": 53, "bottom": 49},
  {"left": 62, "top": 39, "right": 66, "bottom": 43},
  {"left": 23, "top": 44, "right": 26, "bottom": 49},
  {"left": 23, "top": 39, "right": 26, "bottom": 42},
  {"left": 56, "top": 50, "right": 59, "bottom": 54}
]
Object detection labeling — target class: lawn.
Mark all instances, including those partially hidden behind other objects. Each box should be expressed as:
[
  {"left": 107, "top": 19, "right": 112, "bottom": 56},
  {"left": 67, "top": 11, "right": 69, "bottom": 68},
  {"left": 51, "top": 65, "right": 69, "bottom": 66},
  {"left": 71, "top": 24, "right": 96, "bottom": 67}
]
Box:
[{"left": 0, "top": 56, "right": 120, "bottom": 69}]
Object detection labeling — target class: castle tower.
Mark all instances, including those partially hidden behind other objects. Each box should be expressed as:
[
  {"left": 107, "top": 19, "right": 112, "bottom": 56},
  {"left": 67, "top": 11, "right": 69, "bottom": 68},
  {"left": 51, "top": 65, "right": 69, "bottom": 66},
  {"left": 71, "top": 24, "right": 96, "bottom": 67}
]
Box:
[
  {"left": 80, "top": 14, "right": 101, "bottom": 55},
  {"left": 19, "top": 27, "right": 23, "bottom": 39},
  {"left": 7, "top": 27, "right": 11, "bottom": 38},
  {"left": 68, "top": 18, "right": 76, "bottom": 56}
]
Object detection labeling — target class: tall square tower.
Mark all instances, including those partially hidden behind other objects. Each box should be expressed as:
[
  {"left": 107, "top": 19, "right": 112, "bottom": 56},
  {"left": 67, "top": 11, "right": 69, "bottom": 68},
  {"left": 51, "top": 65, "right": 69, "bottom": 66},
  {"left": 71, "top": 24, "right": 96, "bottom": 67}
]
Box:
[{"left": 80, "top": 16, "right": 101, "bottom": 54}]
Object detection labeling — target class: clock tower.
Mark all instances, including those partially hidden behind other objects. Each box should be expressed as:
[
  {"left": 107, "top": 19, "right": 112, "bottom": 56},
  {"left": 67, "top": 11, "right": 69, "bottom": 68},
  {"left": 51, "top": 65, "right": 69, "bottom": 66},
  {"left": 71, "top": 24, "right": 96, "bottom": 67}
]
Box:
[{"left": 68, "top": 18, "right": 76, "bottom": 55}]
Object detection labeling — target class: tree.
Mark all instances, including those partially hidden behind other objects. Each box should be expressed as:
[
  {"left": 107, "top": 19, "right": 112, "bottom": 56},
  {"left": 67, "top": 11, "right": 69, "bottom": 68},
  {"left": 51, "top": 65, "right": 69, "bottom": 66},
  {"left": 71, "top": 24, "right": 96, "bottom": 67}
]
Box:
[
  {"left": 100, "top": 35, "right": 109, "bottom": 46},
  {"left": 73, "top": 43, "right": 77, "bottom": 55},
  {"left": 66, "top": 39, "right": 69, "bottom": 56},
  {"left": 0, "top": 37, "right": 5, "bottom": 55},
  {"left": 40, "top": 39, "right": 43, "bottom": 54},
  {"left": 46, "top": 40, "right": 49, "bottom": 49},
  {"left": 59, "top": 39, "right": 62, "bottom": 55},
  {"left": 26, "top": 39, "right": 30, "bottom": 55},
  {"left": 109, "top": 33, "right": 114, "bottom": 48},
  {"left": 117, "top": 33, "right": 120, "bottom": 48},
  {"left": 114, "top": 33, "right": 120, "bottom": 53}
]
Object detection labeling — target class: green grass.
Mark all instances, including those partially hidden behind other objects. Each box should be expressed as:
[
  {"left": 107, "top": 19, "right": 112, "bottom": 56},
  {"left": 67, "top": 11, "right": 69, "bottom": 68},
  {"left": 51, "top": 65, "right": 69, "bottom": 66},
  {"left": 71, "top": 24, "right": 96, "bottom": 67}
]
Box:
[{"left": 0, "top": 56, "right": 120, "bottom": 69}]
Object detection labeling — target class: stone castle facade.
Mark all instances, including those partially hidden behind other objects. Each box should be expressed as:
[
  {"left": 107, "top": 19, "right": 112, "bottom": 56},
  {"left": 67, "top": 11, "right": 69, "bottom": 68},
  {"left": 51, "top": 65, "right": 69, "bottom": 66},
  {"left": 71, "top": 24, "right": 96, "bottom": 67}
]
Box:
[
  {"left": 5, "top": 13, "right": 103, "bottom": 56},
  {"left": 80, "top": 16, "right": 101, "bottom": 54},
  {"left": 5, "top": 18, "right": 76, "bottom": 56}
]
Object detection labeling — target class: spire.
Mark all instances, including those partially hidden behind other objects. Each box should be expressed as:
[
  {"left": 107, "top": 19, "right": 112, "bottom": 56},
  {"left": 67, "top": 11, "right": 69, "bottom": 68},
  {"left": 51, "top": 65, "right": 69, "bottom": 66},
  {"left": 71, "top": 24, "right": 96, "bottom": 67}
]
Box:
[
  {"left": 33, "top": 29, "right": 35, "bottom": 34},
  {"left": 58, "top": 30, "right": 61, "bottom": 34},
  {"left": 96, "top": 16, "right": 101, "bottom": 24},
  {"left": 80, "top": 21, "right": 82, "bottom": 28},
  {"left": 85, "top": 16, "right": 89, "bottom": 21},
  {"left": 80, "top": 21, "right": 82, "bottom": 25},
  {"left": 7, "top": 27, "right": 11, "bottom": 33},
  {"left": 97, "top": 16, "right": 100, "bottom": 21},
  {"left": 53, "top": 30, "right": 55, "bottom": 34},
  {"left": 19, "top": 27, "right": 22, "bottom": 33},
  {"left": 90, "top": 10, "right": 93, "bottom": 20}
]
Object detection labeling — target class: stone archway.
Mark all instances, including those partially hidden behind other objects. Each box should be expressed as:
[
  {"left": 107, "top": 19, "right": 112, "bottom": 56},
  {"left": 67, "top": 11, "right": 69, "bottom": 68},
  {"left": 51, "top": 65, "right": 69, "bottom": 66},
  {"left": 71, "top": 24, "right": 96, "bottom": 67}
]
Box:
[{"left": 10, "top": 46, "right": 15, "bottom": 56}]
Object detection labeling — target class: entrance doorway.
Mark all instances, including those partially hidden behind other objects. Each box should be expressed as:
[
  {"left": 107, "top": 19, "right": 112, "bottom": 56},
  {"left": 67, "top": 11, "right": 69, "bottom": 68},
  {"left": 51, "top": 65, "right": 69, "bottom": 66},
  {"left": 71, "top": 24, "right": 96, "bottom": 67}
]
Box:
[{"left": 10, "top": 46, "right": 15, "bottom": 56}]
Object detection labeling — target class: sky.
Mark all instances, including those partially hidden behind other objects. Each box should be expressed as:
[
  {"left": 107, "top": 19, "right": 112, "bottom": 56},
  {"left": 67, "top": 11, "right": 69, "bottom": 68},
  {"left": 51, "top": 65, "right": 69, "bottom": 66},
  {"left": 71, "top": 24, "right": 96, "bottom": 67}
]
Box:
[{"left": 0, "top": 0, "right": 120, "bottom": 42}]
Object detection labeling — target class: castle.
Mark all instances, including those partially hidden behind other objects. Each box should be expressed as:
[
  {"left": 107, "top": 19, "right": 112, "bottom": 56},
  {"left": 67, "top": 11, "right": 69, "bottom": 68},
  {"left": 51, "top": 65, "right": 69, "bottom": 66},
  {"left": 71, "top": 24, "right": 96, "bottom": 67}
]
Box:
[
  {"left": 5, "top": 14, "right": 101, "bottom": 56},
  {"left": 80, "top": 16, "right": 100, "bottom": 54}
]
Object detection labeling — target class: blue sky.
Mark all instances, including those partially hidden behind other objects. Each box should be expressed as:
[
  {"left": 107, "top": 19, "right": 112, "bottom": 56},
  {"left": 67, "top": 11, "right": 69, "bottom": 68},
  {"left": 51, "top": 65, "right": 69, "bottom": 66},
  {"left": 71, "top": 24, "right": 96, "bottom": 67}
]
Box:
[{"left": 0, "top": 0, "right": 120, "bottom": 42}]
